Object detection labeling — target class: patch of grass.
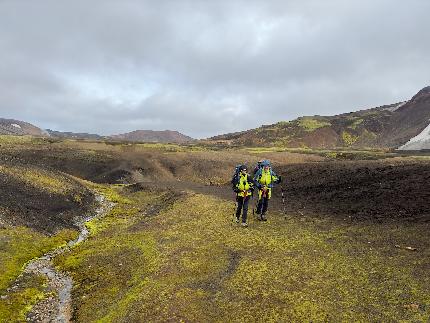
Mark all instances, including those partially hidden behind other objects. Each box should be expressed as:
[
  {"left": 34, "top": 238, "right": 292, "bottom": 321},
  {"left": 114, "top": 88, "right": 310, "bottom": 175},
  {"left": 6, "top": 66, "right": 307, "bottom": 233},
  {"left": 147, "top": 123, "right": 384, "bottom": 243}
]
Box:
[
  {"left": 53, "top": 187, "right": 430, "bottom": 321},
  {"left": 0, "top": 165, "right": 75, "bottom": 194},
  {"left": 276, "top": 121, "right": 292, "bottom": 127},
  {"left": 244, "top": 147, "right": 289, "bottom": 154},
  {"left": 298, "top": 117, "right": 331, "bottom": 132},
  {"left": 53, "top": 188, "right": 164, "bottom": 322},
  {"left": 0, "top": 135, "right": 53, "bottom": 147},
  {"left": 0, "top": 274, "right": 47, "bottom": 323},
  {"left": 0, "top": 135, "right": 36, "bottom": 145},
  {"left": 0, "top": 226, "right": 77, "bottom": 322},
  {"left": 0, "top": 227, "right": 78, "bottom": 293},
  {"left": 349, "top": 118, "right": 364, "bottom": 130},
  {"left": 62, "top": 140, "right": 208, "bottom": 153},
  {"left": 342, "top": 131, "right": 359, "bottom": 146}
]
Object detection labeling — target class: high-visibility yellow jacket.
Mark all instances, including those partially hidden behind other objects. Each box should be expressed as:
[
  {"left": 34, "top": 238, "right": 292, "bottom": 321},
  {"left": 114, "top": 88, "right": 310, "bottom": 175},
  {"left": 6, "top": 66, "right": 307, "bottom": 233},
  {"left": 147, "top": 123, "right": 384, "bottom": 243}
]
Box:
[
  {"left": 254, "top": 168, "right": 280, "bottom": 199},
  {"left": 235, "top": 173, "right": 254, "bottom": 197}
]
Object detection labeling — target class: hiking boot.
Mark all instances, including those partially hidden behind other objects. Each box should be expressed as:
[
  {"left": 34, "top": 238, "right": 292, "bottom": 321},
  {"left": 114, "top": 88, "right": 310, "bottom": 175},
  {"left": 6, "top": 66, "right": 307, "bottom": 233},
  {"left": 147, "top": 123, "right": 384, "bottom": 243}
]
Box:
[
  {"left": 234, "top": 217, "right": 240, "bottom": 223},
  {"left": 241, "top": 222, "right": 248, "bottom": 227},
  {"left": 261, "top": 214, "right": 267, "bottom": 221}
]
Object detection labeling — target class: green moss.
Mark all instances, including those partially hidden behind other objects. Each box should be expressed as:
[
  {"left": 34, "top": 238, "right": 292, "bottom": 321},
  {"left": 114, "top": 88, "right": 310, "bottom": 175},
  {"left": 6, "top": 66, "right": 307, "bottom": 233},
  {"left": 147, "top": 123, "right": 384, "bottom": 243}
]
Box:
[
  {"left": 0, "top": 165, "right": 74, "bottom": 194},
  {"left": 325, "top": 151, "right": 338, "bottom": 159},
  {"left": 0, "top": 227, "right": 78, "bottom": 293},
  {"left": 298, "top": 117, "right": 331, "bottom": 132},
  {"left": 0, "top": 135, "right": 36, "bottom": 145},
  {"left": 361, "top": 129, "right": 378, "bottom": 140},
  {"left": 0, "top": 227, "right": 77, "bottom": 322},
  {"left": 276, "top": 121, "right": 291, "bottom": 127},
  {"left": 0, "top": 274, "right": 47, "bottom": 322},
  {"left": 54, "top": 189, "right": 163, "bottom": 322},
  {"left": 342, "top": 131, "right": 359, "bottom": 146},
  {"left": 50, "top": 186, "right": 430, "bottom": 321},
  {"left": 349, "top": 118, "right": 364, "bottom": 130}
]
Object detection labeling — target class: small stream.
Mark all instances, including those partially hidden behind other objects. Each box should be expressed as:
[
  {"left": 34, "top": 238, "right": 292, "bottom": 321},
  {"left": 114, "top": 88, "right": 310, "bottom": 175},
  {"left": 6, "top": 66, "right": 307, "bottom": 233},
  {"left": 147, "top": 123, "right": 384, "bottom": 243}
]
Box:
[{"left": 24, "top": 194, "right": 114, "bottom": 323}]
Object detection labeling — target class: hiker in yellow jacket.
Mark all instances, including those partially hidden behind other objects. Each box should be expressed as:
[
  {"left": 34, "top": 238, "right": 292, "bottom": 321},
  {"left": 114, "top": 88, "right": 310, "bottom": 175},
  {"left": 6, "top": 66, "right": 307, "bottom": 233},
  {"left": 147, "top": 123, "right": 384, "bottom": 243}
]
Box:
[
  {"left": 232, "top": 165, "right": 254, "bottom": 227},
  {"left": 253, "top": 160, "right": 281, "bottom": 221}
]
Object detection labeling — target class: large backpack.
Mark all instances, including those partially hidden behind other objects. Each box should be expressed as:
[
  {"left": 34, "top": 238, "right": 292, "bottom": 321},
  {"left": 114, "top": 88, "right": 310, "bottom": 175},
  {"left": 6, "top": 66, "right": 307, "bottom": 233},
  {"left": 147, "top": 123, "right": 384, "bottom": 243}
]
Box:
[
  {"left": 253, "top": 160, "right": 270, "bottom": 176},
  {"left": 253, "top": 161, "right": 263, "bottom": 176},
  {"left": 231, "top": 165, "right": 243, "bottom": 188}
]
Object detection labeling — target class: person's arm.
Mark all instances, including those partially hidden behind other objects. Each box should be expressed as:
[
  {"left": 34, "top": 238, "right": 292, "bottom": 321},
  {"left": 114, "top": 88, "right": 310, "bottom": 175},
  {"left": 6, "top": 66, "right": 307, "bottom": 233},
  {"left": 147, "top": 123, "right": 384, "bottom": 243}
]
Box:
[
  {"left": 253, "top": 170, "right": 262, "bottom": 189},
  {"left": 271, "top": 170, "right": 282, "bottom": 184},
  {"left": 232, "top": 177, "right": 240, "bottom": 193},
  {"left": 248, "top": 175, "right": 255, "bottom": 190}
]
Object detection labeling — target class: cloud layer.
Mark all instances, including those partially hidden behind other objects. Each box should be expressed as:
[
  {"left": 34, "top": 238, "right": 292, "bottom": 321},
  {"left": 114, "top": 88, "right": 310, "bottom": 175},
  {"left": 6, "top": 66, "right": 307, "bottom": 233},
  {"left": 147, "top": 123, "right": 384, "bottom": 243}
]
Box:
[{"left": 1, "top": 0, "right": 429, "bottom": 138}]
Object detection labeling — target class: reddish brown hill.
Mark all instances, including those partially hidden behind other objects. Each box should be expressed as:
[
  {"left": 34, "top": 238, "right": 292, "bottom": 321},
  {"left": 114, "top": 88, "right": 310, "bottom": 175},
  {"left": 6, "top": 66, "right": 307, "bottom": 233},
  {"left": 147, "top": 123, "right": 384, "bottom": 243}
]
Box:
[
  {"left": 0, "top": 118, "right": 47, "bottom": 136},
  {"left": 110, "top": 130, "right": 194, "bottom": 143}
]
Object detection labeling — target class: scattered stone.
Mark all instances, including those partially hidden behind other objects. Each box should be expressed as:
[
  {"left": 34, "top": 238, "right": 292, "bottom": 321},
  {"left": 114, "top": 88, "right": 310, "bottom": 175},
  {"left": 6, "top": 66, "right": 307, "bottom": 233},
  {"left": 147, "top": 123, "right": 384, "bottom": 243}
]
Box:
[{"left": 405, "top": 247, "right": 418, "bottom": 251}]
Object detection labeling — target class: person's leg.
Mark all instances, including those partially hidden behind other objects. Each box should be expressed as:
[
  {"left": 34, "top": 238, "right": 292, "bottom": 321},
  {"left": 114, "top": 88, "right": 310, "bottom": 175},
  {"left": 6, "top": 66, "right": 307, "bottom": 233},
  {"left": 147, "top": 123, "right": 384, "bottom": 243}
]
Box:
[
  {"left": 236, "top": 196, "right": 244, "bottom": 221},
  {"left": 261, "top": 197, "right": 269, "bottom": 220},
  {"left": 256, "top": 190, "right": 263, "bottom": 215},
  {"left": 242, "top": 196, "right": 250, "bottom": 223}
]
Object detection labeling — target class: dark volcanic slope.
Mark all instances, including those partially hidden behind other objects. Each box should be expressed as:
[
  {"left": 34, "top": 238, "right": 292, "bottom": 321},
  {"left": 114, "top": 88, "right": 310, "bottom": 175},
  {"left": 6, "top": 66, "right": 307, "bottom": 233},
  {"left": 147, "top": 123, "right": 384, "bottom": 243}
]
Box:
[
  {"left": 208, "top": 86, "right": 430, "bottom": 149},
  {"left": 0, "top": 165, "right": 94, "bottom": 234},
  {"left": 278, "top": 161, "right": 430, "bottom": 222},
  {"left": 383, "top": 86, "right": 430, "bottom": 148}
]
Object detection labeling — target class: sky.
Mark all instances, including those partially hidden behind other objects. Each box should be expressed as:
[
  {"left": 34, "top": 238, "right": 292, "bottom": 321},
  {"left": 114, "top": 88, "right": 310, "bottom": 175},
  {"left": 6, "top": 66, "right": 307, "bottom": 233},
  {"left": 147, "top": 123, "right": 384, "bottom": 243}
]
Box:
[{"left": 1, "top": 0, "right": 429, "bottom": 139}]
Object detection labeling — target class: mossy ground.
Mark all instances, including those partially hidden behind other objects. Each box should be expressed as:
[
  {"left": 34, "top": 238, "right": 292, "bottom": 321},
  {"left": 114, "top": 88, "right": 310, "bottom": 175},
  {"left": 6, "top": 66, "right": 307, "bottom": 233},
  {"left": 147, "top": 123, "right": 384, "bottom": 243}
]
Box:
[
  {"left": 297, "top": 118, "right": 331, "bottom": 132},
  {"left": 53, "top": 185, "right": 430, "bottom": 321},
  {"left": 0, "top": 273, "right": 47, "bottom": 323},
  {"left": 0, "top": 165, "right": 76, "bottom": 195},
  {"left": 0, "top": 227, "right": 78, "bottom": 321}
]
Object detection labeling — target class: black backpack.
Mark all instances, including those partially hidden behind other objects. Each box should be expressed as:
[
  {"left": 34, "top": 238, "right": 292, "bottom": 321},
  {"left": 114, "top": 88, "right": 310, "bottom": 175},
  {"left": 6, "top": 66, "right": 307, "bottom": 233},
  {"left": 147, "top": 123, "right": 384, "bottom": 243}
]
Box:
[
  {"left": 253, "top": 161, "right": 263, "bottom": 176},
  {"left": 231, "top": 165, "right": 243, "bottom": 188}
]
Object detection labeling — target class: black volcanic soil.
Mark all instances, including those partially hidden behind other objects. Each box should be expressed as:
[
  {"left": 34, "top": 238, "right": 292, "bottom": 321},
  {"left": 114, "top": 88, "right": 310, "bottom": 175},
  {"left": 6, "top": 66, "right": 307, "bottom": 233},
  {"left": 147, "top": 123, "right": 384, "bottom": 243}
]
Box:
[
  {"left": 2, "top": 143, "right": 430, "bottom": 232},
  {"left": 0, "top": 167, "right": 94, "bottom": 234},
  {"left": 0, "top": 148, "right": 127, "bottom": 184},
  {"left": 276, "top": 160, "right": 430, "bottom": 222}
]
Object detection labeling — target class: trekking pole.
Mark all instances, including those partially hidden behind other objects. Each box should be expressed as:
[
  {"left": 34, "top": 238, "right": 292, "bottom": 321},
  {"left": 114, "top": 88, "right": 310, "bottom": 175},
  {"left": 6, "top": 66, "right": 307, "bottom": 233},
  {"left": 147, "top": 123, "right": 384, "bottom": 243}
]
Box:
[
  {"left": 281, "top": 188, "right": 286, "bottom": 219},
  {"left": 233, "top": 193, "right": 237, "bottom": 222},
  {"left": 251, "top": 191, "right": 254, "bottom": 217}
]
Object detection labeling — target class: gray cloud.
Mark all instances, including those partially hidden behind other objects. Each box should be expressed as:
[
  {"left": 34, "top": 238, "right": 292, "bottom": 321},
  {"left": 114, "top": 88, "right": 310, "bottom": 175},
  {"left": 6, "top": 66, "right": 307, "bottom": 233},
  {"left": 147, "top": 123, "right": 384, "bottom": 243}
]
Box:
[{"left": 1, "top": 0, "right": 429, "bottom": 138}]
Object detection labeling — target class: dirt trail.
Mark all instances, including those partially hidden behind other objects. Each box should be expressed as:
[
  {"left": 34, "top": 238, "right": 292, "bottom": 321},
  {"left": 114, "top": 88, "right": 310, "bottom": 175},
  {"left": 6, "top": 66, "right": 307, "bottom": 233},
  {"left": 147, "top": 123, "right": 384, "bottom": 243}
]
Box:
[
  {"left": 24, "top": 194, "right": 114, "bottom": 322},
  {"left": 132, "top": 180, "right": 286, "bottom": 214}
]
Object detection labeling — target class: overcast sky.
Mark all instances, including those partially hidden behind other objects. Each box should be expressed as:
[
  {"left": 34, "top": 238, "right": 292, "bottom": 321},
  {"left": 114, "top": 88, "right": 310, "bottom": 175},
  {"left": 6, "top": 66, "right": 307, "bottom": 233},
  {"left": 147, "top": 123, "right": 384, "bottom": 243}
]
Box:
[{"left": 1, "top": 0, "right": 429, "bottom": 138}]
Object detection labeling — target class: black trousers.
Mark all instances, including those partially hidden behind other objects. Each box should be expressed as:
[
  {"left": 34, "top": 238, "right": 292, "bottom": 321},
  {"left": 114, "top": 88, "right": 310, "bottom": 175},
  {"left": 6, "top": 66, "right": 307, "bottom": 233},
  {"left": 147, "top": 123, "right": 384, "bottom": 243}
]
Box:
[
  {"left": 256, "top": 197, "right": 269, "bottom": 215},
  {"left": 236, "top": 196, "right": 250, "bottom": 223}
]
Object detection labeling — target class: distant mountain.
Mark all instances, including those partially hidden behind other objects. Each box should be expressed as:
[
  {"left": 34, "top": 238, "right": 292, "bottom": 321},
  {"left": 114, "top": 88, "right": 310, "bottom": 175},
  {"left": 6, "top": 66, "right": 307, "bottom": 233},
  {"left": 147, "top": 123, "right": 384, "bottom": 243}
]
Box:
[
  {"left": 0, "top": 118, "right": 47, "bottom": 136},
  {"left": 46, "top": 129, "right": 105, "bottom": 141},
  {"left": 395, "top": 87, "right": 430, "bottom": 150},
  {"left": 110, "top": 130, "right": 194, "bottom": 143},
  {"left": 207, "top": 87, "right": 430, "bottom": 150}
]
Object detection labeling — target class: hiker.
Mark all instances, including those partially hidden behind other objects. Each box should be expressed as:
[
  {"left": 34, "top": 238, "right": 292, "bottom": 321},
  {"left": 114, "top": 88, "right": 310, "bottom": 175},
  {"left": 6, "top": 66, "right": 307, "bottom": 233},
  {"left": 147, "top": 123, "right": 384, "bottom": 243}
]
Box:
[
  {"left": 253, "top": 160, "right": 281, "bottom": 221},
  {"left": 232, "top": 165, "right": 254, "bottom": 227},
  {"left": 253, "top": 159, "right": 264, "bottom": 176}
]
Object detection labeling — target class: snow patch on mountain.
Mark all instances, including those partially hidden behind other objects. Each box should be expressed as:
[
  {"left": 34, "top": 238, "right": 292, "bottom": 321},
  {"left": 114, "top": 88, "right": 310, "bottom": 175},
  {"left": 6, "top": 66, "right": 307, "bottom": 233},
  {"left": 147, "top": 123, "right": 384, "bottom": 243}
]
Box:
[
  {"left": 385, "top": 101, "right": 407, "bottom": 112},
  {"left": 398, "top": 121, "right": 430, "bottom": 150}
]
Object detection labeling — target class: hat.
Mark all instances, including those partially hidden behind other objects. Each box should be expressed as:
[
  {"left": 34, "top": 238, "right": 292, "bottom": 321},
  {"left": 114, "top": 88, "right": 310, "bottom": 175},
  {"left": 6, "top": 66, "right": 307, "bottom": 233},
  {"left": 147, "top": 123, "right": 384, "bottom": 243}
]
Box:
[
  {"left": 239, "top": 165, "right": 248, "bottom": 171},
  {"left": 261, "top": 160, "right": 271, "bottom": 167}
]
